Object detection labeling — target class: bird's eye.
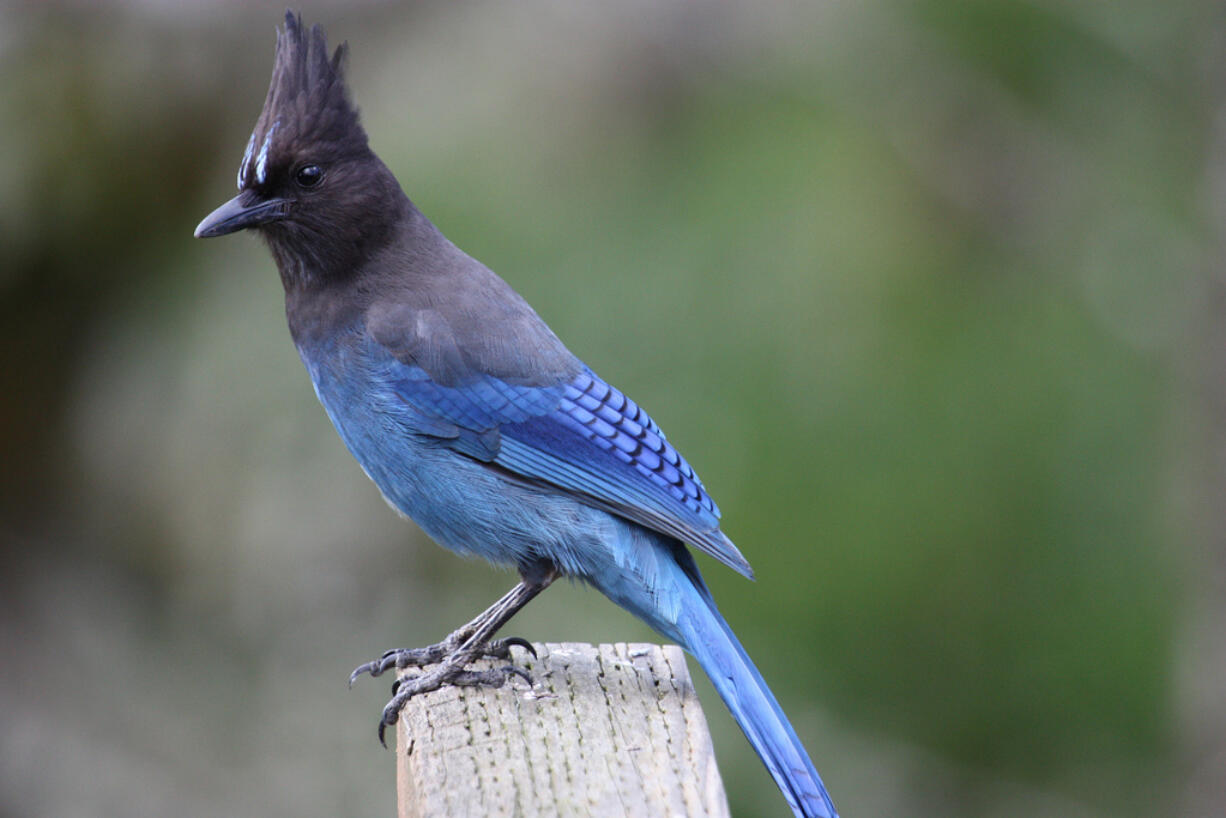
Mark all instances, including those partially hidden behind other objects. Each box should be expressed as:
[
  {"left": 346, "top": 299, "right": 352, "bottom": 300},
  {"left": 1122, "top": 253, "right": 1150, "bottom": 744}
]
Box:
[{"left": 294, "top": 164, "right": 324, "bottom": 188}]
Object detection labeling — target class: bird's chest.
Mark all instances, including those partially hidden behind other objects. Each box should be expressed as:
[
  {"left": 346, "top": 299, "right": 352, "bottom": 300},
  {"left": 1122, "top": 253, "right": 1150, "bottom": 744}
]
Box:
[
  {"left": 295, "top": 333, "right": 430, "bottom": 494},
  {"left": 291, "top": 334, "right": 537, "bottom": 563}
]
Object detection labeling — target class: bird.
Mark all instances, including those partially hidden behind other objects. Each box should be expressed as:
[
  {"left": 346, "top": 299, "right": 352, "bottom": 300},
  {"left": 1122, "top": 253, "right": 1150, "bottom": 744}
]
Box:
[{"left": 195, "top": 12, "right": 838, "bottom": 818}]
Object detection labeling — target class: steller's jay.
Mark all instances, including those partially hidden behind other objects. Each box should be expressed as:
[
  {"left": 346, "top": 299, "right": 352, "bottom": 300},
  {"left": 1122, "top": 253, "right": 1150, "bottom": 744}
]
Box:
[{"left": 195, "top": 13, "right": 837, "bottom": 818}]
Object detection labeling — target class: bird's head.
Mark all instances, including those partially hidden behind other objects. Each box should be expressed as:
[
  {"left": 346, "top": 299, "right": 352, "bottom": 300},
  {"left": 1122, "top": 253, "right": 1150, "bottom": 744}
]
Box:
[{"left": 195, "top": 12, "right": 402, "bottom": 282}]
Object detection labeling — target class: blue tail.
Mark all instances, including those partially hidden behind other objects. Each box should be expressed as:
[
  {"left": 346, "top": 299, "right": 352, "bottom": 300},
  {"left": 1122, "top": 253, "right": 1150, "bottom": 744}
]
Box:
[
  {"left": 589, "top": 534, "right": 838, "bottom": 818},
  {"left": 678, "top": 573, "right": 838, "bottom": 817}
]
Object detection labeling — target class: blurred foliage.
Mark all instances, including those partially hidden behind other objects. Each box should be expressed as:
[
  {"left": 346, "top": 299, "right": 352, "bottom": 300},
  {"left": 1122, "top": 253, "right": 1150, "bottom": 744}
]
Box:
[{"left": 1, "top": 1, "right": 1219, "bottom": 817}]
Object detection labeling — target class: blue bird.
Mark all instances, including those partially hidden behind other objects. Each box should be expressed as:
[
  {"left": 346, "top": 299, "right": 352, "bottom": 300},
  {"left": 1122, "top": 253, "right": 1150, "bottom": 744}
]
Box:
[{"left": 195, "top": 13, "right": 838, "bottom": 818}]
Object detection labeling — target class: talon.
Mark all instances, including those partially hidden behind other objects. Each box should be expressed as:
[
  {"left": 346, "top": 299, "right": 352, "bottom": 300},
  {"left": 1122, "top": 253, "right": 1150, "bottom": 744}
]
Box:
[
  {"left": 377, "top": 719, "right": 391, "bottom": 748},
  {"left": 349, "top": 662, "right": 374, "bottom": 687},
  {"left": 350, "top": 658, "right": 387, "bottom": 684},
  {"left": 498, "top": 636, "right": 537, "bottom": 658},
  {"left": 503, "top": 665, "right": 533, "bottom": 686},
  {"left": 392, "top": 676, "right": 421, "bottom": 696},
  {"left": 378, "top": 691, "right": 408, "bottom": 749}
]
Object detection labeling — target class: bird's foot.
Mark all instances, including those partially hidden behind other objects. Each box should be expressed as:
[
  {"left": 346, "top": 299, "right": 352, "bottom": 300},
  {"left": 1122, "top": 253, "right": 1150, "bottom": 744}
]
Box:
[
  {"left": 350, "top": 633, "right": 537, "bottom": 747},
  {"left": 350, "top": 570, "right": 557, "bottom": 746},
  {"left": 348, "top": 635, "right": 535, "bottom": 684},
  {"left": 375, "top": 657, "right": 533, "bottom": 745}
]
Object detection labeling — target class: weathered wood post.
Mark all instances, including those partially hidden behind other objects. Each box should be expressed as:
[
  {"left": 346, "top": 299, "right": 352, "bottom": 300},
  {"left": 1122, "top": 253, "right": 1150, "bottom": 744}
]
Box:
[{"left": 395, "top": 642, "right": 730, "bottom": 818}]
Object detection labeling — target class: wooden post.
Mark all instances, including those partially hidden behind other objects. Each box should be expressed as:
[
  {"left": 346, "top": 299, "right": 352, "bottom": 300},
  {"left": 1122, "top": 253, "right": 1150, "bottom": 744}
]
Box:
[{"left": 395, "top": 642, "right": 730, "bottom": 818}]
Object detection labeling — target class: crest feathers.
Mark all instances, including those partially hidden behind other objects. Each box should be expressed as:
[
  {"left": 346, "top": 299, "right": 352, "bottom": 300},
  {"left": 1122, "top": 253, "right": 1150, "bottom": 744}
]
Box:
[{"left": 238, "top": 11, "right": 368, "bottom": 190}]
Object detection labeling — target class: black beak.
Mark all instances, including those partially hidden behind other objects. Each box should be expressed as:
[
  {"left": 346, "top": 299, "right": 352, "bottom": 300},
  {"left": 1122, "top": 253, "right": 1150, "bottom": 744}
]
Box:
[{"left": 194, "top": 194, "right": 291, "bottom": 238}]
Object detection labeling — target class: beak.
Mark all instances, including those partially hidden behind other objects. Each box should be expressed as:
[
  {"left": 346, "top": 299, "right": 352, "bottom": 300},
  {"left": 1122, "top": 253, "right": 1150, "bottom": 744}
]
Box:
[{"left": 194, "top": 194, "right": 291, "bottom": 238}]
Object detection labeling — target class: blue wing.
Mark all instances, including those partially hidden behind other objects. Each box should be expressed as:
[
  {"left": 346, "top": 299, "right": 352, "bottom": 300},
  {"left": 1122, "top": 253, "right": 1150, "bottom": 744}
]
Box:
[{"left": 374, "top": 349, "right": 753, "bottom": 578}]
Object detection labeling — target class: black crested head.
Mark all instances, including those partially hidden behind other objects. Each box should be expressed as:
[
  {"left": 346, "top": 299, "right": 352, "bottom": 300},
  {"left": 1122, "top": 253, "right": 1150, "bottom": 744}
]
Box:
[
  {"left": 237, "top": 11, "right": 364, "bottom": 191},
  {"left": 196, "top": 11, "right": 408, "bottom": 289}
]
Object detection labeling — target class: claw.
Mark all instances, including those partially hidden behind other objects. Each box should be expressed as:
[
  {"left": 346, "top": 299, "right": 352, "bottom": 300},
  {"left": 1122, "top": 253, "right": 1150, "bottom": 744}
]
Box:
[
  {"left": 377, "top": 717, "right": 392, "bottom": 748},
  {"left": 348, "top": 661, "right": 376, "bottom": 688},
  {"left": 502, "top": 664, "right": 533, "bottom": 686},
  {"left": 497, "top": 636, "right": 537, "bottom": 658}
]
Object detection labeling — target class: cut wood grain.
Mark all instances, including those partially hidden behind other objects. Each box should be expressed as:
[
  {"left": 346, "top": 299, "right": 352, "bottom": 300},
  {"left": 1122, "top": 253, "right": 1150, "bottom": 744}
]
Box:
[{"left": 395, "top": 642, "right": 730, "bottom": 818}]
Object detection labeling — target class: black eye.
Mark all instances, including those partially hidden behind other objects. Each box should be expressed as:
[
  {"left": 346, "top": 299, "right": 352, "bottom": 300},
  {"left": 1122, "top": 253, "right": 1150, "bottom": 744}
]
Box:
[{"left": 294, "top": 164, "right": 323, "bottom": 188}]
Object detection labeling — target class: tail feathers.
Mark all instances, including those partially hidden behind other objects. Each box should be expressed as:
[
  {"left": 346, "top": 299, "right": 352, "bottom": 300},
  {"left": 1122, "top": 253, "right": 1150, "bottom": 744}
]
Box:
[
  {"left": 585, "top": 529, "right": 837, "bottom": 817},
  {"left": 678, "top": 585, "right": 838, "bottom": 818}
]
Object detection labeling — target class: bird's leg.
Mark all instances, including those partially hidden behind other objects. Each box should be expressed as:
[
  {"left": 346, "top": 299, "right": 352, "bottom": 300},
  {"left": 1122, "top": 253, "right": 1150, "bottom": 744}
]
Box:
[{"left": 349, "top": 561, "right": 559, "bottom": 745}]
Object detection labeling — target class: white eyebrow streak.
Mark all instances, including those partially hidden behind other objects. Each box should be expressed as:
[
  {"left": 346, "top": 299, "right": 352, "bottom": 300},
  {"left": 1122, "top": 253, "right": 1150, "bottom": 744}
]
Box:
[
  {"left": 236, "top": 131, "right": 257, "bottom": 190},
  {"left": 254, "top": 120, "right": 281, "bottom": 185}
]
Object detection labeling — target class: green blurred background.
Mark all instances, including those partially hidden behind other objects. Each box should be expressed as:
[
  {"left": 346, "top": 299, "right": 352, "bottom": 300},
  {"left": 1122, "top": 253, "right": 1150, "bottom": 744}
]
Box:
[{"left": 1, "top": 1, "right": 1221, "bottom": 816}]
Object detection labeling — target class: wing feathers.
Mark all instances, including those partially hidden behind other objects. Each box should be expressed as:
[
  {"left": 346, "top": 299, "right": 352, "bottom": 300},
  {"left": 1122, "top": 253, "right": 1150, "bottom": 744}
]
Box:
[{"left": 381, "top": 352, "right": 753, "bottom": 578}]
